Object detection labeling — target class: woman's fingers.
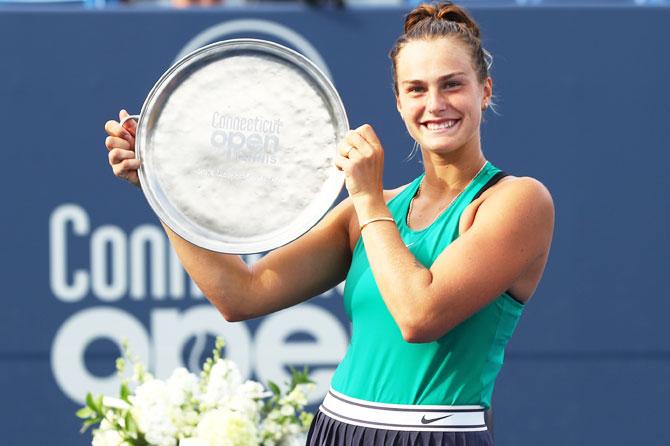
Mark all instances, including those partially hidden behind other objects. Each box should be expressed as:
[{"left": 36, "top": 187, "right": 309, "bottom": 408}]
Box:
[
  {"left": 119, "top": 109, "right": 137, "bottom": 137},
  {"left": 339, "top": 123, "right": 384, "bottom": 160},
  {"left": 112, "top": 157, "right": 140, "bottom": 174},
  {"left": 108, "top": 147, "right": 136, "bottom": 166},
  {"left": 105, "top": 135, "right": 130, "bottom": 152},
  {"left": 104, "top": 110, "right": 141, "bottom": 187},
  {"left": 109, "top": 147, "right": 141, "bottom": 186},
  {"left": 104, "top": 119, "right": 134, "bottom": 143},
  {"left": 104, "top": 110, "right": 136, "bottom": 148},
  {"left": 338, "top": 140, "right": 359, "bottom": 159},
  {"left": 354, "top": 124, "right": 382, "bottom": 152},
  {"left": 338, "top": 143, "right": 352, "bottom": 158},
  {"left": 112, "top": 159, "right": 140, "bottom": 178},
  {"left": 111, "top": 156, "right": 141, "bottom": 184},
  {"left": 343, "top": 130, "right": 371, "bottom": 157},
  {"left": 334, "top": 152, "right": 352, "bottom": 172},
  {"left": 337, "top": 124, "right": 385, "bottom": 168}
]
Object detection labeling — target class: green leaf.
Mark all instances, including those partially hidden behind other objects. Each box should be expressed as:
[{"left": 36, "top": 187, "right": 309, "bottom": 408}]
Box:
[
  {"left": 95, "top": 394, "right": 104, "bottom": 412},
  {"left": 76, "top": 407, "right": 94, "bottom": 419},
  {"left": 287, "top": 366, "right": 313, "bottom": 389},
  {"left": 125, "top": 412, "right": 138, "bottom": 434},
  {"left": 85, "top": 393, "right": 96, "bottom": 411},
  {"left": 268, "top": 381, "right": 281, "bottom": 396},
  {"left": 79, "top": 416, "right": 102, "bottom": 434},
  {"left": 120, "top": 382, "right": 130, "bottom": 402}
]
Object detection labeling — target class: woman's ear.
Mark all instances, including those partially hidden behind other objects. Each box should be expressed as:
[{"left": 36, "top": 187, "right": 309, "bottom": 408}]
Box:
[{"left": 481, "top": 77, "right": 493, "bottom": 110}]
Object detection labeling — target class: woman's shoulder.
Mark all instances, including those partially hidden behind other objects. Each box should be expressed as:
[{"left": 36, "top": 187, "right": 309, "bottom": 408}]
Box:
[
  {"left": 460, "top": 175, "right": 553, "bottom": 234},
  {"left": 477, "top": 174, "right": 552, "bottom": 207}
]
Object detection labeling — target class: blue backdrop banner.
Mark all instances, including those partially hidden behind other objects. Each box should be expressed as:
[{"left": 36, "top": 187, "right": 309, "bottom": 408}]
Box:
[{"left": 1, "top": 5, "right": 669, "bottom": 445}]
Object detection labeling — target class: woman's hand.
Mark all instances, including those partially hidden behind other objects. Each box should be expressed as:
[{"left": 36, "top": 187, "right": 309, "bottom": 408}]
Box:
[
  {"left": 334, "top": 124, "right": 385, "bottom": 205},
  {"left": 104, "top": 110, "right": 141, "bottom": 188}
]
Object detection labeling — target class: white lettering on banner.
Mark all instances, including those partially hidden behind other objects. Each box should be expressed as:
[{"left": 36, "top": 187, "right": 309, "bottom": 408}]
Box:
[
  {"left": 255, "top": 305, "right": 348, "bottom": 404},
  {"left": 130, "top": 225, "right": 167, "bottom": 300},
  {"left": 91, "top": 226, "right": 128, "bottom": 301},
  {"left": 49, "top": 204, "right": 201, "bottom": 302},
  {"left": 48, "top": 204, "right": 349, "bottom": 406},
  {"left": 51, "top": 307, "right": 151, "bottom": 404},
  {"left": 50, "top": 204, "right": 90, "bottom": 302},
  {"left": 151, "top": 306, "right": 252, "bottom": 379},
  {"left": 51, "top": 304, "right": 346, "bottom": 405}
]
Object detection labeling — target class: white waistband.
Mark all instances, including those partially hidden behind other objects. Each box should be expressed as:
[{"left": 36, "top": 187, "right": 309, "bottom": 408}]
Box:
[{"left": 320, "top": 388, "right": 487, "bottom": 432}]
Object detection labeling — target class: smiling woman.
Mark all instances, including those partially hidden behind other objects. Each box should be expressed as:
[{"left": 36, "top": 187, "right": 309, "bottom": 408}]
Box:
[
  {"left": 309, "top": 2, "right": 554, "bottom": 445},
  {"left": 103, "top": 2, "right": 553, "bottom": 446}
]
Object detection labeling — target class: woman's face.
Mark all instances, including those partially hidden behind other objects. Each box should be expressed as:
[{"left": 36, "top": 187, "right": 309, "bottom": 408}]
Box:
[{"left": 395, "top": 37, "right": 492, "bottom": 157}]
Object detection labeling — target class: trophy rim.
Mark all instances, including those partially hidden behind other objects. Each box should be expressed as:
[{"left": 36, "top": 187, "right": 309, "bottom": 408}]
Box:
[{"left": 135, "top": 38, "right": 348, "bottom": 254}]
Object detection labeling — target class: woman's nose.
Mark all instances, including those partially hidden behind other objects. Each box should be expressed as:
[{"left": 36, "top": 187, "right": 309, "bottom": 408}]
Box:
[{"left": 426, "top": 89, "right": 447, "bottom": 114}]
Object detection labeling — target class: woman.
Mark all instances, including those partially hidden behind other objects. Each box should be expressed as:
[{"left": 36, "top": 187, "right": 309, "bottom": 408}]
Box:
[{"left": 104, "top": 2, "right": 554, "bottom": 445}]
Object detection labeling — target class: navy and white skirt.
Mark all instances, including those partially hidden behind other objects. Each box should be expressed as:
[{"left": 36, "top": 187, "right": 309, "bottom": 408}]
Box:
[{"left": 306, "top": 389, "right": 493, "bottom": 446}]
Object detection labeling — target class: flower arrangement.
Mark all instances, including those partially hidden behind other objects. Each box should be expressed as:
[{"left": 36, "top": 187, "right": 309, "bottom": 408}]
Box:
[{"left": 77, "top": 338, "right": 315, "bottom": 446}]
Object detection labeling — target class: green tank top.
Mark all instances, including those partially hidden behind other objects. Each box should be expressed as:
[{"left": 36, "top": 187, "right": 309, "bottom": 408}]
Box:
[{"left": 330, "top": 161, "right": 524, "bottom": 408}]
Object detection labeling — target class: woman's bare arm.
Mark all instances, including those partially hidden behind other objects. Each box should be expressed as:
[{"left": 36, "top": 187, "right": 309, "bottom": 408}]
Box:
[
  {"left": 162, "top": 198, "right": 354, "bottom": 321},
  {"left": 335, "top": 124, "right": 554, "bottom": 343},
  {"left": 357, "top": 177, "right": 554, "bottom": 342}
]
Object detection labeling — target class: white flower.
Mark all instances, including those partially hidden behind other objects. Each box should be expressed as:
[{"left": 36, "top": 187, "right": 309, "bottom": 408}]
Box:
[
  {"left": 227, "top": 393, "right": 261, "bottom": 421},
  {"left": 237, "top": 380, "right": 267, "bottom": 400},
  {"left": 194, "top": 408, "right": 258, "bottom": 446},
  {"left": 260, "top": 406, "right": 306, "bottom": 446},
  {"left": 102, "top": 396, "right": 130, "bottom": 410},
  {"left": 132, "top": 379, "right": 178, "bottom": 446},
  {"left": 280, "top": 405, "right": 295, "bottom": 417},
  {"left": 167, "top": 368, "right": 200, "bottom": 407},
  {"left": 201, "top": 360, "right": 243, "bottom": 410},
  {"left": 221, "top": 380, "right": 263, "bottom": 420},
  {"left": 92, "top": 419, "right": 124, "bottom": 446},
  {"left": 92, "top": 428, "right": 124, "bottom": 446},
  {"left": 261, "top": 418, "right": 282, "bottom": 439},
  {"left": 283, "top": 384, "right": 314, "bottom": 407}
]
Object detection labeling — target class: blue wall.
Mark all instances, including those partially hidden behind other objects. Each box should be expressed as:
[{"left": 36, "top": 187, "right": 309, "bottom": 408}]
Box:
[{"left": 1, "top": 5, "right": 669, "bottom": 445}]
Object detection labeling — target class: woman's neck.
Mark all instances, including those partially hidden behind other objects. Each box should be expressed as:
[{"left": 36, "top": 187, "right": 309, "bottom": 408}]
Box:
[{"left": 419, "top": 147, "right": 487, "bottom": 199}]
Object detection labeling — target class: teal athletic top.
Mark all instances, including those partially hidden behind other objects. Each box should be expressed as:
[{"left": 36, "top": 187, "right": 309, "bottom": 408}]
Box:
[{"left": 330, "top": 161, "right": 524, "bottom": 409}]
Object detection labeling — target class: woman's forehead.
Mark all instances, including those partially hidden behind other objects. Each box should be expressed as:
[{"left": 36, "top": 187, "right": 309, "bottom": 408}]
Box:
[{"left": 396, "top": 38, "right": 474, "bottom": 81}]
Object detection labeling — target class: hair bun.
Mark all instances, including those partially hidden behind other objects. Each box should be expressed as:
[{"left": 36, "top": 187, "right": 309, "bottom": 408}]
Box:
[{"left": 404, "top": 2, "right": 481, "bottom": 39}]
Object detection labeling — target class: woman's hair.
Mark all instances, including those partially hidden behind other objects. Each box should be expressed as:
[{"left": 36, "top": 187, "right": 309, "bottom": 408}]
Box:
[{"left": 389, "top": 2, "right": 492, "bottom": 95}]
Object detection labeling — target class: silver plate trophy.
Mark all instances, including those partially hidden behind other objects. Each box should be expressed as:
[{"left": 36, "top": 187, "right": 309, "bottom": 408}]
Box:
[{"left": 128, "top": 39, "right": 348, "bottom": 254}]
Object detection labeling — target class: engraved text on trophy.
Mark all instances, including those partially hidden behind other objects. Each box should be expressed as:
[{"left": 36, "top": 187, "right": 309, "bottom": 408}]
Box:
[{"left": 210, "top": 112, "right": 282, "bottom": 165}]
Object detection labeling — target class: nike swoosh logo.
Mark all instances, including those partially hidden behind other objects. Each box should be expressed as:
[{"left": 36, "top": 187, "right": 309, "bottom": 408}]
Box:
[{"left": 420, "top": 414, "right": 454, "bottom": 424}]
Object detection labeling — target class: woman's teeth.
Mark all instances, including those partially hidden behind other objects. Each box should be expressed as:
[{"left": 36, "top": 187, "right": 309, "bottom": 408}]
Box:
[{"left": 425, "top": 119, "right": 458, "bottom": 130}]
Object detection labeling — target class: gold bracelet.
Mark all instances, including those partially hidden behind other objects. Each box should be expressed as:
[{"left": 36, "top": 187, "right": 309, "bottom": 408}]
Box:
[{"left": 359, "top": 217, "right": 395, "bottom": 232}]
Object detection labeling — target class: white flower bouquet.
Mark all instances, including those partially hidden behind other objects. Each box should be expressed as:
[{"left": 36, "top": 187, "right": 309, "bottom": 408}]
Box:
[{"left": 77, "top": 338, "right": 315, "bottom": 446}]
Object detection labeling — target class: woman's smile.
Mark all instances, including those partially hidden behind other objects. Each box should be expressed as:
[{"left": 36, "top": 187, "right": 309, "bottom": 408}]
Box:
[{"left": 421, "top": 118, "right": 462, "bottom": 132}]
